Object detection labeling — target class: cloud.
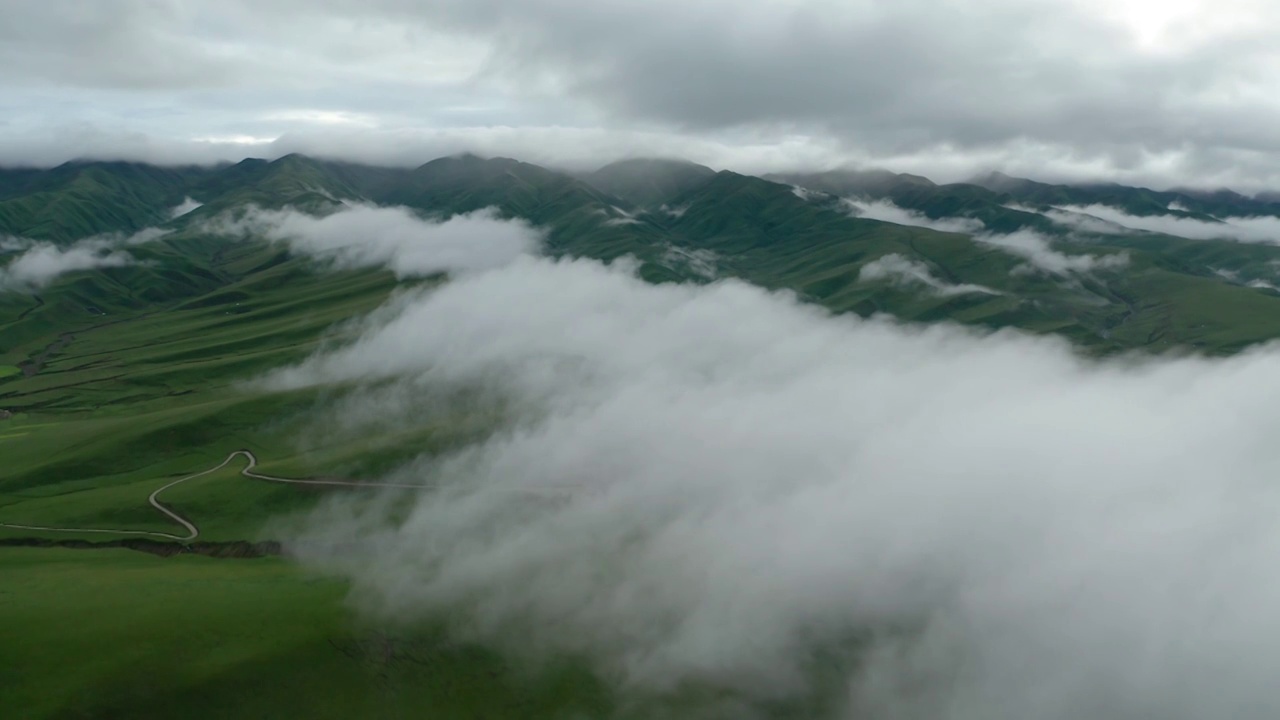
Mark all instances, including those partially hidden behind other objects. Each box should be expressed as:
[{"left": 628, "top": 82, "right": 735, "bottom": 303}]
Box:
[
  {"left": 208, "top": 203, "right": 540, "bottom": 278},
  {"left": 274, "top": 254, "right": 1280, "bottom": 718},
  {"left": 595, "top": 206, "right": 642, "bottom": 226},
  {"left": 833, "top": 199, "right": 1127, "bottom": 276},
  {"left": 1213, "top": 268, "right": 1280, "bottom": 292},
  {"left": 859, "top": 253, "right": 999, "bottom": 296},
  {"left": 843, "top": 198, "right": 987, "bottom": 234},
  {"left": 1012, "top": 204, "right": 1133, "bottom": 235},
  {"left": 661, "top": 244, "right": 719, "bottom": 279},
  {"left": 0, "top": 238, "right": 134, "bottom": 291},
  {"left": 170, "top": 197, "right": 203, "bottom": 218},
  {"left": 121, "top": 227, "right": 172, "bottom": 245},
  {"left": 0, "top": 221, "right": 180, "bottom": 292},
  {"left": 1055, "top": 204, "right": 1280, "bottom": 244},
  {"left": 790, "top": 185, "right": 828, "bottom": 203},
  {"left": 976, "top": 230, "right": 1130, "bottom": 275},
  {"left": 5, "top": 2, "right": 1280, "bottom": 189}
]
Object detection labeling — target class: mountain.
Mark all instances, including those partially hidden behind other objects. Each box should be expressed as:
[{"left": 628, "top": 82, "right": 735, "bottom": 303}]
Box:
[
  {"left": 9, "top": 151, "right": 1280, "bottom": 718},
  {"left": 0, "top": 161, "right": 209, "bottom": 242},
  {"left": 767, "top": 168, "right": 935, "bottom": 197},
  {"left": 770, "top": 169, "right": 1059, "bottom": 234},
  {"left": 375, "top": 154, "right": 615, "bottom": 221},
  {"left": 186, "top": 153, "right": 369, "bottom": 214},
  {"left": 5, "top": 152, "right": 1280, "bottom": 362},
  {"left": 584, "top": 158, "right": 717, "bottom": 207}
]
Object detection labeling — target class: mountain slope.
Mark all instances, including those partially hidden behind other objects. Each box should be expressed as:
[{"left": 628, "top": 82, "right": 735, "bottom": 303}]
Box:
[
  {"left": 0, "top": 162, "right": 209, "bottom": 242},
  {"left": 5, "top": 152, "right": 1280, "bottom": 360},
  {"left": 584, "top": 158, "right": 717, "bottom": 207},
  {"left": 187, "top": 154, "right": 364, "bottom": 214},
  {"left": 770, "top": 169, "right": 1059, "bottom": 234}
]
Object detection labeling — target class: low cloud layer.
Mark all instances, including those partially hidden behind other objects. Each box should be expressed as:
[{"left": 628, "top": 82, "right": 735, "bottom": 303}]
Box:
[
  {"left": 975, "top": 230, "right": 1130, "bottom": 275},
  {"left": 1214, "top": 268, "right": 1280, "bottom": 292},
  {"left": 0, "top": 220, "right": 184, "bottom": 292},
  {"left": 845, "top": 199, "right": 987, "bottom": 235},
  {"left": 278, "top": 255, "right": 1280, "bottom": 718},
  {"left": 836, "top": 198, "right": 1128, "bottom": 276},
  {"left": 0, "top": 238, "right": 134, "bottom": 291},
  {"left": 1056, "top": 204, "right": 1280, "bottom": 244},
  {"left": 210, "top": 203, "right": 541, "bottom": 277},
  {"left": 1009, "top": 204, "right": 1132, "bottom": 235},
  {"left": 170, "top": 197, "right": 204, "bottom": 218},
  {"left": 661, "top": 244, "right": 719, "bottom": 280},
  {"left": 595, "top": 206, "right": 642, "bottom": 227},
  {"left": 859, "top": 253, "right": 998, "bottom": 297}
]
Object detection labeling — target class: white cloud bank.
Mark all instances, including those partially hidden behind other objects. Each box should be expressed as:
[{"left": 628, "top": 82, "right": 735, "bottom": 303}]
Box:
[
  {"left": 170, "top": 197, "right": 204, "bottom": 218},
  {"left": 0, "top": 238, "right": 135, "bottom": 291},
  {"left": 211, "top": 203, "right": 540, "bottom": 278},
  {"left": 661, "top": 244, "right": 719, "bottom": 279},
  {"left": 837, "top": 199, "right": 1129, "bottom": 275},
  {"left": 1055, "top": 204, "right": 1280, "bottom": 244},
  {"left": 859, "top": 253, "right": 998, "bottom": 297},
  {"left": 1213, "top": 268, "right": 1280, "bottom": 292},
  {"left": 976, "top": 230, "right": 1130, "bottom": 275},
  {"left": 845, "top": 198, "right": 987, "bottom": 235},
  {"left": 594, "top": 206, "right": 642, "bottom": 226},
  {"left": 278, "top": 255, "right": 1280, "bottom": 718},
  {"left": 0, "top": 220, "right": 185, "bottom": 292}
]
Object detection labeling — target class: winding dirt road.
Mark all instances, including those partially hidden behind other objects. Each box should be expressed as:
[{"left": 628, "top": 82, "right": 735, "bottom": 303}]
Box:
[{"left": 0, "top": 450, "right": 425, "bottom": 542}]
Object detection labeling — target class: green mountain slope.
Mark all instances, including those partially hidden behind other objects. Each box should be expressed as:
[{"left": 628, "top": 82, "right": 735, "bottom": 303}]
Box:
[
  {"left": 770, "top": 169, "right": 1060, "bottom": 234},
  {"left": 0, "top": 162, "right": 209, "bottom": 242},
  {"left": 186, "top": 154, "right": 364, "bottom": 214},
  {"left": 584, "top": 157, "right": 717, "bottom": 207},
  {"left": 6, "top": 152, "right": 1280, "bottom": 357}
]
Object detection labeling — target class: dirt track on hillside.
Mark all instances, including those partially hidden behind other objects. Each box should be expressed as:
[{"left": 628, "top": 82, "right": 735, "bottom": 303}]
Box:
[{"left": 0, "top": 450, "right": 426, "bottom": 542}]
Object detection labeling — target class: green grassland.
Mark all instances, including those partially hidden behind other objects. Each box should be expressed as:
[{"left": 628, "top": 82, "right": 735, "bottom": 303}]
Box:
[
  {"left": 6, "top": 153, "right": 1280, "bottom": 717},
  {"left": 0, "top": 548, "right": 609, "bottom": 720},
  {"left": 0, "top": 227, "right": 560, "bottom": 716},
  {"left": 0, "top": 256, "right": 431, "bottom": 542}
]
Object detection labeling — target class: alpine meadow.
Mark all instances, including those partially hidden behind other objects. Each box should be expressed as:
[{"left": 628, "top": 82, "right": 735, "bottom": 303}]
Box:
[{"left": 8, "top": 2, "right": 1280, "bottom": 719}]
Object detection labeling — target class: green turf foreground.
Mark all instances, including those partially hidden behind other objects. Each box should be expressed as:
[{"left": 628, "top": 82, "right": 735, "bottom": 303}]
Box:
[{"left": 0, "top": 548, "right": 607, "bottom": 720}]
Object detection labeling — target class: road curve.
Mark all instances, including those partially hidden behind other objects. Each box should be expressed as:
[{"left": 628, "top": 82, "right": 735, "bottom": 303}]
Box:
[{"left": 0, "top": 449, "right": 426, "bottom": 542}]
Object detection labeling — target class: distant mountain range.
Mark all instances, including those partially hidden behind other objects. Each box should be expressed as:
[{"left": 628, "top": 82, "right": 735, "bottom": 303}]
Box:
[{"left": 6, "top": 152, "right": 1280, "bottom": 359}]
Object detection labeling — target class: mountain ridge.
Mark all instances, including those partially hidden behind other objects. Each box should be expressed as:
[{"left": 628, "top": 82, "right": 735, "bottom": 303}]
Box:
[{"left": 7, "top": 152, "right": 1280, "bottom": 359}]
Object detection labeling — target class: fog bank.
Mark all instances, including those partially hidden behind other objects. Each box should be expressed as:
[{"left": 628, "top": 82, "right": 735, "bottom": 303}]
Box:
[
  {"left": 1057, "top": 204, "right": 1280, "bottom": 244},
  {"left": 210, "top": 203, "right": 540, "bottom": 277},
  {"left": 859, "top": 253, "right": 998, "bottom": 296},
  {"left": 276, "top": 254, "right": 1280, "bottom": 718},
  {"left": 0, "top": 238, "right": 134, "bottom": 291}
]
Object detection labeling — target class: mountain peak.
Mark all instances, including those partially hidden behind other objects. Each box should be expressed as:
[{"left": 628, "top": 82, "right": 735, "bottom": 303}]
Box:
[
  {"left": 585, "top": 157, "right": 717, "bottom": 207},
  {"left": 763, "top": 168, "right": 935, "bottom": 197},
  {"left": 969, "top": 170, "right": 1034, "bottom": 192},
  {"left": 593, "top": 157, "right": 715, "bottom": 173}
]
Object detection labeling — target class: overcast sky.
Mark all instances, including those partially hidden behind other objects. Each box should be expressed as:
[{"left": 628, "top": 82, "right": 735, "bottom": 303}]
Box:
[{"left": 4, "top": 0, "right": 1280, "bottom": 188}]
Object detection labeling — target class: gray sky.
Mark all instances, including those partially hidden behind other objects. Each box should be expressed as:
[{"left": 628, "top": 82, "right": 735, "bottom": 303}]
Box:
[{"left": 4, "top": 0, "right": 1280, "bottom": 188}]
